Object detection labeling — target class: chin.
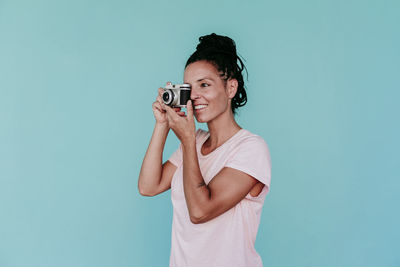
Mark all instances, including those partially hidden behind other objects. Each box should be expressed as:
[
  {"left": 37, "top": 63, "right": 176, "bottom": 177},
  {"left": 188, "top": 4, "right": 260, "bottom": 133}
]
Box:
[
  {"left": 194, "top": 113, "right": 210, "bottom": 123},
  {"left": 195, "top": 116, "right": 207, "bottom": 123},
  {"left": 195, "top": 107, "right": 226, "bottom": 123}
]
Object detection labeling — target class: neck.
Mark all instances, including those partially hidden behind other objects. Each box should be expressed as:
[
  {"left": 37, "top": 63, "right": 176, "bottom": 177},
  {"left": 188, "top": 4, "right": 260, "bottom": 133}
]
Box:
[{"left": 206, "top": 109, "right": 241, "bottom": 149}]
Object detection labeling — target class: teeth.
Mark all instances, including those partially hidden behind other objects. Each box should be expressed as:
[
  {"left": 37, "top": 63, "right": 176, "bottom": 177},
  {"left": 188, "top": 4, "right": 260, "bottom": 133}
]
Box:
[{"left": 195, "top": 105, "right": 207, "bottom": 110}]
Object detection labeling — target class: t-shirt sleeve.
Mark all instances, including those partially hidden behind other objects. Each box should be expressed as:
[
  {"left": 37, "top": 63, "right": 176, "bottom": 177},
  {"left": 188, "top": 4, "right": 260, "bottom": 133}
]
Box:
[
  {"left": 168, "top": 143, "right": 183, "bottom": 167},
  {"left": 225, "top": 136, "right": 271, "bottom": 189}
]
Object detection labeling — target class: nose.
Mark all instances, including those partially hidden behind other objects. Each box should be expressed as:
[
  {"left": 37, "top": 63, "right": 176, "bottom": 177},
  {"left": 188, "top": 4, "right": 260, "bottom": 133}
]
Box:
[{"left": 190, "top": 86, "right": 200, "bottom": 100}]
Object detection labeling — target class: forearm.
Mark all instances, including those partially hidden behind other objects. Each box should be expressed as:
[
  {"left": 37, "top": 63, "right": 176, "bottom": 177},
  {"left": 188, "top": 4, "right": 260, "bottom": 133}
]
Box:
[
  {"left": 182, "top": 138, "right": 211, "bottom": 220},
  {"left": 138, "top": 123, "right": 169, "bottom": 194}
]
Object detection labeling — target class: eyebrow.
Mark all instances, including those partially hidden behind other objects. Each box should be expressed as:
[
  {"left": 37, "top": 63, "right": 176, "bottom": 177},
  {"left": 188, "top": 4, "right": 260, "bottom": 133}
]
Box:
[{"left": 196, "top": 77, "right": 215, "bottom": 82}]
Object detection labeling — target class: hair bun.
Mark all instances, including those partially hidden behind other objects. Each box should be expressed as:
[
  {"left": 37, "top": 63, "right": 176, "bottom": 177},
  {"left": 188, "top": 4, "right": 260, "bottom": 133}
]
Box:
[
  {"left": 186, "top": 33, "right": 248, "bottom": 115},
  {"left": 196, "top": 33, "right": 237, "bottom": 56}
]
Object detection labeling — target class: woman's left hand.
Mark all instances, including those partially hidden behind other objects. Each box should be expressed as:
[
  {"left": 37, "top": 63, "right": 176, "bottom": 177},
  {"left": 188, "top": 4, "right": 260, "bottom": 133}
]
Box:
[{"left": 162, "top": 100, "right": 196, "bottom": 144}]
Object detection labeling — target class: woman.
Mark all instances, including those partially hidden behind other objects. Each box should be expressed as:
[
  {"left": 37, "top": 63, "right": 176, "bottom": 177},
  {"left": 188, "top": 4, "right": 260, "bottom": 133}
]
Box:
[{"left": 138, "top": 33, "right": 271, "bottom": 267}]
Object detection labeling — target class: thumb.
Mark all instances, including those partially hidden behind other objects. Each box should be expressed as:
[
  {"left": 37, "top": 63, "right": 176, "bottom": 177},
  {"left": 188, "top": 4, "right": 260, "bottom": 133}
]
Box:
[
  {"left": 163, "top": 103, "right": 174, "bottom": 118},
  {"left": 186, "top": 100, "right": 194, "bottom": 120}
]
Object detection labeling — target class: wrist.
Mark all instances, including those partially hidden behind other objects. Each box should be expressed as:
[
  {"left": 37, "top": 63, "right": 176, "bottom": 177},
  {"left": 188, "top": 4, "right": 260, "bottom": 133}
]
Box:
[
  {"left": 155, "top": 121, "right": 169, "bottom": 130},
  {"left": 182, "top": 134, "right": 196, "bottom": 148},
  {"left": 154, "top": 122, "right": 170, "bottom": 137}
]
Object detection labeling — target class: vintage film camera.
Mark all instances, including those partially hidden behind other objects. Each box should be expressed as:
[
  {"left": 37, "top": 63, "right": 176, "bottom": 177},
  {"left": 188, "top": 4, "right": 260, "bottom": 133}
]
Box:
[{"left": 162, "top": 83, "right": 191, "bottom": 108}]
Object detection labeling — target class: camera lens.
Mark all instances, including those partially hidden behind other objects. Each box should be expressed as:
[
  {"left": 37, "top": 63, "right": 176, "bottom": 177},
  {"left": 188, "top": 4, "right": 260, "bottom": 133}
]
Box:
[
  {"left": 163, "top": 92, "right": 169, "bottom": 102},
  {"left": 162, "top": 90, "right": 174, "bottom": 105}
]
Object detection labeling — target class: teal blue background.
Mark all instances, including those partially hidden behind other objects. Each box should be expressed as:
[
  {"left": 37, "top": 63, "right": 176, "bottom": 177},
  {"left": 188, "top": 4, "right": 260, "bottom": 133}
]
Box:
[{"left": 1, "top": 0, "right": 399, "bottom": 266}]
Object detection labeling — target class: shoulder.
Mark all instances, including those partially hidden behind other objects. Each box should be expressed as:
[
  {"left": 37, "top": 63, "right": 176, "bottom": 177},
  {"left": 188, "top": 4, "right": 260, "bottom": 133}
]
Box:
[
  {"left": 225, "top": 129, "right": 272, "bottom": 187},
  {"left": 227, "top": 129, "right": 271, "bottom": 166},
  {"left": 234, "top": 129, "right": 269, "bottom": 150}
]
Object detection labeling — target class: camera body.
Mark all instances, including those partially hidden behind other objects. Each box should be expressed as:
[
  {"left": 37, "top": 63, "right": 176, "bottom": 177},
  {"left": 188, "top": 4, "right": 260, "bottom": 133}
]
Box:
[{"left": 162, "top": 83, "right": 191, "bottom": 108}]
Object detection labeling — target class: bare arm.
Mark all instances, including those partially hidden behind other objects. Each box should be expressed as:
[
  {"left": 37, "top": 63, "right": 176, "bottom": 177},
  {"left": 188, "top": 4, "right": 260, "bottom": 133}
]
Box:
[
  {"left": 182, "top": 139, "right": 258, "bottom": 224},
  {"left": 138, "top": 123, "right": 177, "bottom": 196},
  {"left": 138, "top": 85, "right": 183, "bottom": 197}
]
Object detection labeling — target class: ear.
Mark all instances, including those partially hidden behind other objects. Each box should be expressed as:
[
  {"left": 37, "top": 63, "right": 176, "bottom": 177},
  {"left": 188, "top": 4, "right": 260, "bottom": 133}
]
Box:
[{"left": 226, "top": 78, "right": 238, "bottom": 99}]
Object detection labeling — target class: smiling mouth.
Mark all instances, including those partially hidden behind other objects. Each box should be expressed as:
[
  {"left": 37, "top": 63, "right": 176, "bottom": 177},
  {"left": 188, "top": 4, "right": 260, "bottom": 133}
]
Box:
[{"left": 194, "top": 104, "right": 208, "bottom": 110}]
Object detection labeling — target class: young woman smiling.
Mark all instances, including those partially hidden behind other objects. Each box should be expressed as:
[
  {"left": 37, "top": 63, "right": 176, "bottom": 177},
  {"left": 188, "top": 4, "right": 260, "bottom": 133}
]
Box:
[{"left": 139, "top": 33, "right": 271, "bottom": 267}]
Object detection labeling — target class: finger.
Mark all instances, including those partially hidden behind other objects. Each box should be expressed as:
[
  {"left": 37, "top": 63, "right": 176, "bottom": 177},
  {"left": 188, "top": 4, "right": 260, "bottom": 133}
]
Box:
[
  {"left": 177, "top": 111, "right": 186, "bottom": 117},
  {"left": 157, "top": 88, "right": 164, "bottom": 104},
  {"left": 158, "top": 88, "right": 164, "bottom": 96},
  {"left": 164, "top": 105, "right": 176, "bottom": 125},
  {"left": 164, "top": 104, "right": 181, "bottom": 123},
  {"left": 153, "top": 101, "right": 164, "bottom": 113},
  {"left": 173, "top": 107, "right": 182, "bottom": 112},
  {"left": 162, "top": 103, "right": 174, "bottom": 115},
  {"left": 157, "top": 95, "right": 163, "bottom": 105},
  {"left": 186, "top": 100, "right": 194, "bottom": 121}
]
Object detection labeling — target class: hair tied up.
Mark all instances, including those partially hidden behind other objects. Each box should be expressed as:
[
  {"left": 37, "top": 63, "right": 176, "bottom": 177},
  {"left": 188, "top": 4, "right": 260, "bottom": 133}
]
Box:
[
  {"left": 196, "top": 33, "right": 237, "bottom": 55},
  {"left": 186, "top": 33, "right": 248, "bottom": 115}
]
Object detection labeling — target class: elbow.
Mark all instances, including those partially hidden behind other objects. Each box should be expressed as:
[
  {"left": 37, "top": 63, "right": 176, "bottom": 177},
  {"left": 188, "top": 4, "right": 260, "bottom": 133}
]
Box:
[
  {"left": 139, "top": 190, "right": 155, "bottom": 197},
  {"left": 189, "top": 216, "right": 202, "bottom": 224},
  {"left": 138, "top": 185, "right": 156, "bottom": 197},
  {"left": 189, "top": 210, "right": 208, "bottom": 224}
]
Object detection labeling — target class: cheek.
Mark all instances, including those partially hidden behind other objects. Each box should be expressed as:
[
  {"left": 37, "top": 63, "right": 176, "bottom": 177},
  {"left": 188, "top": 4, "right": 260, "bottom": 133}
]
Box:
[
  {"left": 215, "top": 92, "right": 229, "bottom": 107},
  {"left": 200, "top": 87, "right": 229, "bottom": 108},
  {"left": 208, "top": 90, "right": 226, "bottom": 102}
]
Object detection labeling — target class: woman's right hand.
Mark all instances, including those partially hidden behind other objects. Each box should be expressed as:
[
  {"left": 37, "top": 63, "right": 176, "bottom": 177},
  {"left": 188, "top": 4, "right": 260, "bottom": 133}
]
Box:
[{"left": 152, "top": 84, "right": 185, "bottom": 127}]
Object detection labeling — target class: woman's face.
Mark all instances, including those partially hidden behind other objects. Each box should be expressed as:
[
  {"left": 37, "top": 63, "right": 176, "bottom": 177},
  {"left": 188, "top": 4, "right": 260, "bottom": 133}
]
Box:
[{"left": 184, "top": 60, "right": 235, "bottom": 123}]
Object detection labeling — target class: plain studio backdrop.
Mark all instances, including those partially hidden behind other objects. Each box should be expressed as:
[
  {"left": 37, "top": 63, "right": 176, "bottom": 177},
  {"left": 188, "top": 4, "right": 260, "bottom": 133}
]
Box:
[{"left": 0, "top": 0, "right": 399, "bottom": 266}]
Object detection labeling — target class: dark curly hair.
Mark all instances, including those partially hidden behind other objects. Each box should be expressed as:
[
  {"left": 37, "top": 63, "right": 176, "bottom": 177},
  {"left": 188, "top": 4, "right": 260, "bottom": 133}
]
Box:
[{"left": 185, "top": 33, "right": 248, "bottom": 115}]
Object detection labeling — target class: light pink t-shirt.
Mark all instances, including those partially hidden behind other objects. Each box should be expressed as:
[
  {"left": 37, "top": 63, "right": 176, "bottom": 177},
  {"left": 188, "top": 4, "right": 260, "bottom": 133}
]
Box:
[{"left": 168, "top": 128, "right": 272, "bottom": 267}]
